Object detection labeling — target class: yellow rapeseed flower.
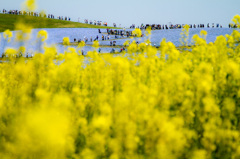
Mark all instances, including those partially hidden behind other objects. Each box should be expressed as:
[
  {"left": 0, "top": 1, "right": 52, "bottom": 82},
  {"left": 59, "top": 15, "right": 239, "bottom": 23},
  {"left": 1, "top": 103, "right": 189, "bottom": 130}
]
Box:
[
  {"left": 232, "top": 14, "right": 240, "bottom": 28},
  {"left": 15, "top": 22, "right": 32, "bottom": 41},
  {"left": 18, "top": 46, "right": 26, "bottom": 56},
  {"left": 200, "top": 30, "right": 207, "bottom": 39},
  {"left": 37, "top": 30, "right": 48, "bottom": 42},
  {"left": 67, "top": 47, "right": 77, "bottom": 54},
  {"left": 78, "top": 41, "right": 85, "bottom": 48},
  {"left": 5, "top": 48, "right": 17, "bottom": 57},
  {"left": 24, "top": 0, "right": 36, "bottom": 11},
  {"left": 132, "top": 28, "right": 142, "bottom": 37},
  {"left": 1, "top": 13, "right": 240, "bottom": 159},
  {"left": 123, "top": 40, "right": 130, "bottom": 46},
  {"left": 3, "top": 29, "right": 13, "bottom": 42},
  {"left": 146, "top": 26, "right": 151, "bottom": 36},
  {"left": 63, "top": 37, "right": 70, "bottom": 46},
  {"left": 92, "top": 40, "right": 99, "bottom": 48}
]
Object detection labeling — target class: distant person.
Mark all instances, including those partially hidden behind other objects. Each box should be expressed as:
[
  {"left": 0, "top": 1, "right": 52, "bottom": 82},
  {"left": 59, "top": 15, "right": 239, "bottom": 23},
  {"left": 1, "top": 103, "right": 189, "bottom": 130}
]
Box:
[
  {"left": 94, "top": 35, "right": 98, "bottom": 41},
  {"left": 98, "top": 48, "right": 101, "bottom": 53}
]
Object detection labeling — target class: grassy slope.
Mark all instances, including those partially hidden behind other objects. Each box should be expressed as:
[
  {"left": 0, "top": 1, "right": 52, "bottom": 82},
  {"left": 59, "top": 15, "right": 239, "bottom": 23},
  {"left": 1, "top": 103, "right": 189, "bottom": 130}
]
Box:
[{"left": 0, "top": 14, "right": 116, "bottom": 32}]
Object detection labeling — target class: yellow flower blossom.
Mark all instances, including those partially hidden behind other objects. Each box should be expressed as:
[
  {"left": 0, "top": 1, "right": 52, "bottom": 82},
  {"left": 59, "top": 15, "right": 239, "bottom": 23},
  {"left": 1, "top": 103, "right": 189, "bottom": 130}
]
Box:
[
  {"left": 18, "top": 46, "right": 26, "bottom": 56},
  {"left": 77, "top": 40, "right": 85, "bottom": 48},
  {"left": 15, "top": 22, "right": 32, "bottom": 41},
  {"left": 132, "top": 28, "right": 142, "bottom": 37},
  {"left": 3, "top": 29, "right": 13, "bottom": 42},
  {"left": 200, "top": 30, "right": 207, "bottom": 39},
  {"left": 92, "top": 40, "right": 99, "bottom": 48},
  {"left": 232, "top": 14, "right": 240, "bottom": 28},
  {"left": 5, "top": 48, "right": 17, "bottom": 56},
  {"left": 24, "top": 0, "right": 37, "bottom": 11},
  {"left": 146, "top": 26, "right": 151, "bottom": 36},
  {"left": 123, "top": 40, "right": 130, "bottom": 46},
  {"left": 37, "top": 30, "right": 48, "bottom": 42},
  {"left": 63, "top": 37, "right": 70, "bottom": 46},
  {"left": 180, "top": 24, "right": 190, "bottom": 46},
  {"left": 1, "top": 13, "right": 240, "bottom": 159}
]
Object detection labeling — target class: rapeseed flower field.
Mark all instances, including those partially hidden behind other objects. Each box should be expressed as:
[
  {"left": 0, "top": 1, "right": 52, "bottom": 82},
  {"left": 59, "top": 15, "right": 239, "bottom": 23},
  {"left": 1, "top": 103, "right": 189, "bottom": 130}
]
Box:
[{"left": 1, "top": 0, "right": 240, "bottom": 158}]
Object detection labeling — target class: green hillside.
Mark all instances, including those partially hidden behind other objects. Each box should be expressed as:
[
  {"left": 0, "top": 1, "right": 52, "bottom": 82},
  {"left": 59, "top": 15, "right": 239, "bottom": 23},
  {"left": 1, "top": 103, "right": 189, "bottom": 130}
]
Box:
[{"left": 0, "top": 13, "right": 116, "bottom": 32}]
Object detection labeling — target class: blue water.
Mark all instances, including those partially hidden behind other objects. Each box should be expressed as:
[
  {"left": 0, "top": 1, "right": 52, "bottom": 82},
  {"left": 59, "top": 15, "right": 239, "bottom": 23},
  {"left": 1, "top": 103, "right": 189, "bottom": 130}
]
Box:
[{"left": 0, "top": 28, "right": 238, "bottom": 55}]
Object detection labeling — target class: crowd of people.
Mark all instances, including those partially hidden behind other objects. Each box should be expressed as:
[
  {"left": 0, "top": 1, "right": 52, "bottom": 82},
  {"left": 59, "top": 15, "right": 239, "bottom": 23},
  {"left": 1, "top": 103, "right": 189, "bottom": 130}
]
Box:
[
  {"left": 71, "top": 29, "right": 146, "bottom": 55},
  {"left": 1, "top": 9, "right": 71, "bottom": 21},
  {"left": 73, "top": 28, "right": 133, "bottom": 45},
  {"left": 1, "top": 52, "right": 33, "bottom": 58},
  {"left": 106, "top": 28, "right": 133, "bottom": 37},
  {"left": 229, "top": 23, "right": 239, "bottom": 28}
]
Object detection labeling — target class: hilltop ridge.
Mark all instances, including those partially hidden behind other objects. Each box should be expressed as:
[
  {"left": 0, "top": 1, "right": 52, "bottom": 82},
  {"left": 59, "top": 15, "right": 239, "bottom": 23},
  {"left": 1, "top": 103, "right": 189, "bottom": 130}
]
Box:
[{"left": 0, "top": 14, "right": 117, "bottom": 32}]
